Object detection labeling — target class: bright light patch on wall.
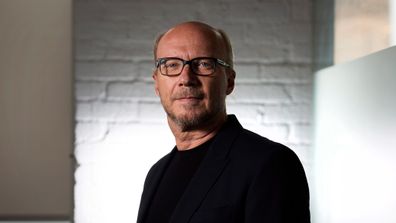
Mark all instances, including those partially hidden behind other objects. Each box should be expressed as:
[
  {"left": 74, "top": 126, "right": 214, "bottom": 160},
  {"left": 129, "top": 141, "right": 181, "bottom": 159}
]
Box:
[
  {"left": 74, "top": 122, "right": 174, "bottom": 223},
  {"left": 74, "top": 108, "right": 299, "bottom": 222},
  {"left": 313, "top": 46, "right": 396, "bottom": 223}
]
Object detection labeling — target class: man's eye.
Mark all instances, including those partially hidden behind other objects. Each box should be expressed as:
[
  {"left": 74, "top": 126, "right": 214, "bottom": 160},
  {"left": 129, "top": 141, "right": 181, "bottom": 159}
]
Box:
[
  {"left": 197, "top": 61, "right": 213, "bottom": 69},
  {"left": 164, "top": 62, "right": 180, "bottom": 69},
  {"left": 200, "top": 62, "right": 211, "bottom": 67}
]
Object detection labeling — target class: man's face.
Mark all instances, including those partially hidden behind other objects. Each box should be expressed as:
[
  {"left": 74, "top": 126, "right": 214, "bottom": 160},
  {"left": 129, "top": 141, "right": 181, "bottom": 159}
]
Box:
[{"left": 153, "top": 24, "right": 235, "bottom": 131}]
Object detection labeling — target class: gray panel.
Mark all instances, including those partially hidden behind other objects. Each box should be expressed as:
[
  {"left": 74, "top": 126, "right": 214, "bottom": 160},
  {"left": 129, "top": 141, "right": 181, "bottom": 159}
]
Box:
[
  {"left": 313, "top": 46, "right": 396, "bottom": 223},
  {"left": 0, "top": 0, "right": 73, "bottom": 220}
]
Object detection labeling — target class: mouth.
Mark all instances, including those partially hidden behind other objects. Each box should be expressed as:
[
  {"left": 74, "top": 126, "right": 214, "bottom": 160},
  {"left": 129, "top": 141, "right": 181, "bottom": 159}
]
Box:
[
  {"left": 177, "top": 95, "right": 203, "bottom": 100},
  {"left": 176, "top": 96, "right": 203, "bottom": 104},
  {"left": 173, "top": 94, "right": 204, "bottom": 105},
  {"left": 172, "top": 89, "right": 205, "bottom": 104}
]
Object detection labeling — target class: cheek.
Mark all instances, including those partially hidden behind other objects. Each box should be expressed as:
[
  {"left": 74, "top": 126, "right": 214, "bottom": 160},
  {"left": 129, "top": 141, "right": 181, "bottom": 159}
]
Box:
[{"left": 157, "top": 80, "right": 174, "bottom": 100}]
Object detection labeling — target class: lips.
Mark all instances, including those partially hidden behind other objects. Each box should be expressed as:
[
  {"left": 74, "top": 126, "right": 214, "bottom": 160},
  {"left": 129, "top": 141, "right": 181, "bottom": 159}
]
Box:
[
  {"left": 175, "top": 96, "right": 203, "bottom": 105},
  {"left": 176, "top": 95, "right": 203, "bottom": 100}
]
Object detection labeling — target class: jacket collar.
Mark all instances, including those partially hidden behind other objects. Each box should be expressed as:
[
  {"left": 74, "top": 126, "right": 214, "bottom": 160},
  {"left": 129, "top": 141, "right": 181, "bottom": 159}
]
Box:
[
  {"left": 169, "top": 114, "right": 242, "bottom": 222},
  {"left": 138, "top": 115, "right": 243, "bottom": 223}
]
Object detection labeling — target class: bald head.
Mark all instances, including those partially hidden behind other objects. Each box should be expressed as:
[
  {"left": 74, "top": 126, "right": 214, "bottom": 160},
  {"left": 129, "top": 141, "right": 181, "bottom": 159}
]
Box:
[{"left": 153, "top": 21, "right": 234, "bottom": 68}]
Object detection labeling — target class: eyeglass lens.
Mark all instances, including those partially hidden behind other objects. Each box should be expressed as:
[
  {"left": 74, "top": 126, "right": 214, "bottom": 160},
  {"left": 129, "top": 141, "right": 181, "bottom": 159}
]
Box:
[{"left": 160, "top": 58, "right": 215, "bottom": 76}]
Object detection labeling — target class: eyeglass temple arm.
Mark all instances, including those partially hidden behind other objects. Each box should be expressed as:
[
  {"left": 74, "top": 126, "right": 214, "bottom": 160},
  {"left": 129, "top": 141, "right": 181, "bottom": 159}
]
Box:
[{"left": 216, "top": 59, "right": 230, "bottom": 67}]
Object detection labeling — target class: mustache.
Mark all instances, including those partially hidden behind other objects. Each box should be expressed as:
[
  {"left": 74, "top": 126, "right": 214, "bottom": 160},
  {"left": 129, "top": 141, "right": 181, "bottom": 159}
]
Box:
[{"left": 172, "top": 88, "right": 205, "bottom": 100}]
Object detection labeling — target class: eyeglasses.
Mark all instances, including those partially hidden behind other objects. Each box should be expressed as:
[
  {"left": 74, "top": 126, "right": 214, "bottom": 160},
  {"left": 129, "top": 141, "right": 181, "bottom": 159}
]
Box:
[{"left": 155, "top": 57, "right": 231, "bottom": 76}]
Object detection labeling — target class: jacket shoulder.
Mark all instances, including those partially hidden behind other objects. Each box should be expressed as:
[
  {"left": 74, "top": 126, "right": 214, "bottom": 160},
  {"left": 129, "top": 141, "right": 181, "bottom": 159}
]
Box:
[
  {"left": 236, "top": 128, "right": 292, "bottom": 153},
  {"left": 230, "top": 128, "right": 303, "bottom": 169}
]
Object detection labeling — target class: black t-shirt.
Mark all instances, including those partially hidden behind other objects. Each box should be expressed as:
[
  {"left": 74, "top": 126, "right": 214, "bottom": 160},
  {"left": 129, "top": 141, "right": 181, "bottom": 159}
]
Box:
[{"left": 144, "top": 139, "right": 213, "bottom": 223}]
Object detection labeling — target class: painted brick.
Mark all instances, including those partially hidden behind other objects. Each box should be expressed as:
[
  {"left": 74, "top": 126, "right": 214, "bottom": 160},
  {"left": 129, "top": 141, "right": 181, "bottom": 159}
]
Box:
[
  {"left": 92, "top": 101, "right": 138, "bottom": 122},
  {"left": 138, "top": 61, "right": 156, "bottom": 81},
  {"left": 126, "top": 19, "right": 174, "bottom": 43},
  {"left": 244, "top": 22, "right": 289, "bottom": 45},
  {"left": 105, "top": 39, "right": 153, "bottom": 61},
  {"left": 289, "top": 42, "right": 312, "bottom": 63},
  {"left": 233, "top": 42, "right": 290, "bottom": 63},
  {"left": 76, "top": 102, "right": 92, "bottom": 121},
  {"left": 263, "top": 23, "right": 312, "bottom": 47},
  {"left": 229, "top": 84, "right": 290, "bottom": 103},
  {"left": 286, "top": 23, "right": 313, "bottom": 44},
  {"left": 75, "top": 61, "right": 137, "bottom": 81},
  {"left": 76, "top": 20, "right": 130, "bottom": 41},
  {"left": 138, "top": 102, "right": 167, "bottom": 123},
  {"left": 146, "top": 3, "right": 206, "bottom": 24},
  {"left": 75, "top": 143, "right": 111, "bottom": 165},
  {"left": 261, "top": 104, "right": 312, "bottom": 124},
  {"left": 286, "top": 84, "right": 313, "bottom": 103},
  {"left": 226, "top": 103, "right": 262, "bottom": 124},
  {"left": 75, "top": 101, "right": 138, "bottom": 122},
  {"left": 105, "top": 123, "right": 174, "bottom": 147},
  {"left": 75, "top": 122, "right": 108, "bottom": 144},
  {"left": 291, "top": 0, "right": 313, "bottom": 22},
  {"left": 234, "top": 63, "right": 260, "bottom": 82},
  {"left": 228, "top": 2, "right": 290, "bottom": 23},
  {"left": 75, "top": 39, "right": 107, "bottom": 61},
  {"left": 260, "top": 64, "right": 312, "bottom": 83},
  {"left": 218, "top": 20, "right": 246, "bottom": 44},
  {"left": 75, "top": 81, "right": 106, "bottom": 101},
  {"left": 288, "top": 123, "right": 312, "bottom": 144},
  {"left": 74, "top": 124, "right": 176, "bottom": 222},
  {"left": 243, "top": 123, "right": 289, "bottom": 143},
  {"left": 107, "top": 82, "right": 158, "bottom": 101}
]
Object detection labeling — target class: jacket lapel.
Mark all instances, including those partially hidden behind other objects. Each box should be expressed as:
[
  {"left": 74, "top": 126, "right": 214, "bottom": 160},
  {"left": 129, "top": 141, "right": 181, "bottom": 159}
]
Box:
[
  {"left": 137, "top": 149, "right": 175, "bottom": 223},
  {"left": 169, "top": 115, "right": 243, "bottom": 223}
]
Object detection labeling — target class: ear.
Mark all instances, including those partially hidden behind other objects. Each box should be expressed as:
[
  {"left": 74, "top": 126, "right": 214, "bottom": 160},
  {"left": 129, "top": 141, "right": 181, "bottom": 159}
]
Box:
[
  {"left": 153, "top": 71, "right": 160, "bottom": 96},
  {"left": 226, "top": 69, "right": 236, "bottom": 95}
]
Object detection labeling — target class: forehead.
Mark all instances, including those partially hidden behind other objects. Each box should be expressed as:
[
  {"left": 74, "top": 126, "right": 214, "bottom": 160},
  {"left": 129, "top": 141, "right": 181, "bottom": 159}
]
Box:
[{"left": 156, "top": 24, "right": 225, "bottom": 58}]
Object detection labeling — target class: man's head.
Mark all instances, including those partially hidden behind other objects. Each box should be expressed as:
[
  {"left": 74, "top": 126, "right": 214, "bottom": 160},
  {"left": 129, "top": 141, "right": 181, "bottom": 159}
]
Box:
[{"left": 153, "top": 21, "right": 235, "bottom": 131}]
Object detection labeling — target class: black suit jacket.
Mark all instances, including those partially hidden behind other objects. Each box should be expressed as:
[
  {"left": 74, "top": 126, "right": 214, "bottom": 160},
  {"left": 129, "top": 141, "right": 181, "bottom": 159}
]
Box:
[{"left": 137, "top": 115, "right": 310, "bottom": 223}]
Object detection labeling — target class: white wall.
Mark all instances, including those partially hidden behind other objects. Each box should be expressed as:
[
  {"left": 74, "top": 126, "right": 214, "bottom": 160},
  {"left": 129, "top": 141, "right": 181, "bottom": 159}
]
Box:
[
  {"left": 74, "top": 0, "right": 314, "bottom": 222},
  {"left": 313, "top": 46, "right": 396, "bottom": 223}
]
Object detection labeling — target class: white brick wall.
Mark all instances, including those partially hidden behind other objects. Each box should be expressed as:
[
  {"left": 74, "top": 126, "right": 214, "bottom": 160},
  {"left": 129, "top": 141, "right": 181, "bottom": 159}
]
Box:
[{"left": 74, "top": 0, "right": 313, "bottom": 222}]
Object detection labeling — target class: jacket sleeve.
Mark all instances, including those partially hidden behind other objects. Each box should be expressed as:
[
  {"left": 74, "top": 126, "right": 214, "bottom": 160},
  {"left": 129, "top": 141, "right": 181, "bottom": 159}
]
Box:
[{"left": 244, "top": 147, "right": 310, "bottom": 223}]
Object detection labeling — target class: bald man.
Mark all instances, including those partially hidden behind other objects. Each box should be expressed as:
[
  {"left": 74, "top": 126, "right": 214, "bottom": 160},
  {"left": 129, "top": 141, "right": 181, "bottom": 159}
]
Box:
[{"left": 137, "top": 21, "right": 310, "bottom": 223}]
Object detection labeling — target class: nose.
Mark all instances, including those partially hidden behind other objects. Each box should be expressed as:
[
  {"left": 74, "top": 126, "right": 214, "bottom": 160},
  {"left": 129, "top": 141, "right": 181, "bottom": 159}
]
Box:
[{"left": 178, "top": 63, "right": 199, "bottom": 86}]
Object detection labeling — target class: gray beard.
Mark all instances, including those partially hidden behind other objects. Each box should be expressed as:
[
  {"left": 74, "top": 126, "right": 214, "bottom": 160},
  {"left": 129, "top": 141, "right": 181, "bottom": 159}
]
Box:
[{"left": 165, "top": 108, "right": 213, "bottom": 131}]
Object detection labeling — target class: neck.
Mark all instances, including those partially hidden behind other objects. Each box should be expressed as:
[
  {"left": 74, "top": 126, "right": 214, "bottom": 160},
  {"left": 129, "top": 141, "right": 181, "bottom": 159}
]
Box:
[{"left": 168, "top": 113, "right": 227, "bottom": 151}]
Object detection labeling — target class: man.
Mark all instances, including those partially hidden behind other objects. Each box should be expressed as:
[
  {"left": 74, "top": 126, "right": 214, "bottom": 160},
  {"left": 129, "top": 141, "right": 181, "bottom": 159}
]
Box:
[{"left": 137, "top": 21, "right": 310, "bottom": 223}]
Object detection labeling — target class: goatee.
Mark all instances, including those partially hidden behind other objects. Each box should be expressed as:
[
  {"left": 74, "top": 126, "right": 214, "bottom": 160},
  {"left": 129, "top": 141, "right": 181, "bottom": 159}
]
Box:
[{"left": 166, "top": 108, "right": 212, "bottom": 131}]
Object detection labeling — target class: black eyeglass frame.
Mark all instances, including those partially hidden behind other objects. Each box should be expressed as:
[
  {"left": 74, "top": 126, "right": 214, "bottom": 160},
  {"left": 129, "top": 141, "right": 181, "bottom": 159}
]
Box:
[{"left": 155, "top": 57, "right": 231, "bottom": 76}]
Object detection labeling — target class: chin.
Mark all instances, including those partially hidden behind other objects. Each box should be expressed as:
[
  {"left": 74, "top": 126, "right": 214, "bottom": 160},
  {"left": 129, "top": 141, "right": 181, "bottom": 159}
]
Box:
[{"left": 171, "top": 110, "right": 212, "bottom": 131}]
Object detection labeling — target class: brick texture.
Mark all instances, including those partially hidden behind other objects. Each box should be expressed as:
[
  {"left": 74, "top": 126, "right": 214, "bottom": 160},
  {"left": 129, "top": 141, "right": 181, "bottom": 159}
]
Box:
[{"left": 74, "top": 0, "right": 313, "bottom": 222}]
